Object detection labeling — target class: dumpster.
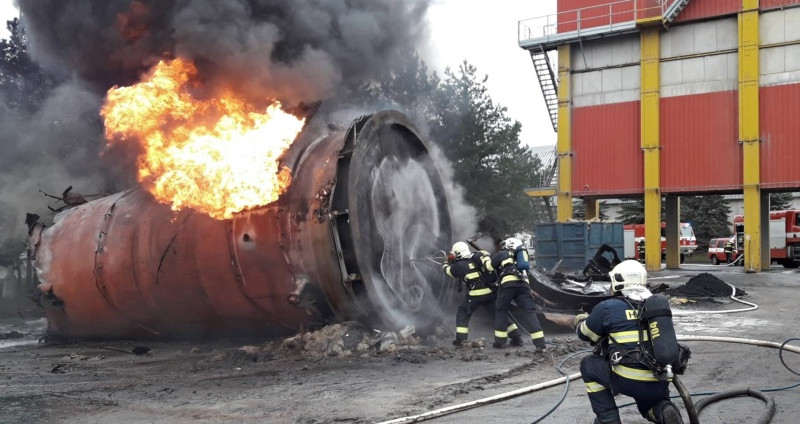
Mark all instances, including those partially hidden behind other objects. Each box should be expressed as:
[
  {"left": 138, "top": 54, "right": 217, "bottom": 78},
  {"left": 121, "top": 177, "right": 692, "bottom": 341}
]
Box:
[{"left": 534, "top": 222, "right": 624, "bottom": 273}]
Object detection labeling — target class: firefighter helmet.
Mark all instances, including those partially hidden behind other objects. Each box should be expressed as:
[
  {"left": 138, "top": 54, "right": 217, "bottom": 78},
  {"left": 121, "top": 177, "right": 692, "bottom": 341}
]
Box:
[
  {"left": 500, "top": 237, "right": 523, "bottom": 251},
  {"left": 610, "top": 260, "right": 651, "bottom": 300},
  {"left": 452, "top": 242, "right": 472, "bottom": 260}
]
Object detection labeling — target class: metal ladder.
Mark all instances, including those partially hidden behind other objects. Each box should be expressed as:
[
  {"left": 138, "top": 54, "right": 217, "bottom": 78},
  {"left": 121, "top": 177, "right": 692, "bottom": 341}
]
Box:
[{"left": 530, "top": 45, "right": 558, "bottom": 132}]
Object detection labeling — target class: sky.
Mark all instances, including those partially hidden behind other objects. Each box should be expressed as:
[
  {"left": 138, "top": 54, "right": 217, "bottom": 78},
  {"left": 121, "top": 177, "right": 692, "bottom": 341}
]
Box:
[{"left": 0, "top": 0, "right": 557, "bottom": 147}]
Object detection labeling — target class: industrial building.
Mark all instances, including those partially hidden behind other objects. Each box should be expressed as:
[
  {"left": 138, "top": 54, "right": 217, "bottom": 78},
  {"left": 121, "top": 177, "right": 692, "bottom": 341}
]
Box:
[{"left": 520, "top": 0, "right": 800, "bottom": 272}]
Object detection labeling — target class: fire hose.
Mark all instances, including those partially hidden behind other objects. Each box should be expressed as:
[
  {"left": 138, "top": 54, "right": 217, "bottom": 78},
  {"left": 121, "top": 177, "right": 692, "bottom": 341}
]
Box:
[{"left": 376, "top": 282, "right": 799, "bottom": 424}]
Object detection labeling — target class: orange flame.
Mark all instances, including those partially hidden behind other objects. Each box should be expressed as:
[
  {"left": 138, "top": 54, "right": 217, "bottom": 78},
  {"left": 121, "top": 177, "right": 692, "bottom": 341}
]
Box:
[{"left": 101, "top": 58, "right": 305, "bottom": 219}]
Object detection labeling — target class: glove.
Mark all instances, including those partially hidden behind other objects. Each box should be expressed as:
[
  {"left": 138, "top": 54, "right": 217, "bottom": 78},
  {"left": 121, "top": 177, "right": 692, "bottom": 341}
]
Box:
[
  {"left": 573, "top": 312, "right": 589, "bottom": 328},
  {"left": 447, "top": 252, "right": 455, "bottom": 263}
]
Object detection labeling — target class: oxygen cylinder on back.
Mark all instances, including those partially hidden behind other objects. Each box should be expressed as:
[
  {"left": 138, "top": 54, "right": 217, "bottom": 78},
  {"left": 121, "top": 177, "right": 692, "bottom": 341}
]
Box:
[{"left": 641, "top": 294, "right": 680, "bottom": 366}]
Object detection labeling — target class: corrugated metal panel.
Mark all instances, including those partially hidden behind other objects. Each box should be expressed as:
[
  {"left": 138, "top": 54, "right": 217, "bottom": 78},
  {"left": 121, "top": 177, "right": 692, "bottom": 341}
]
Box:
[
  {"left": 661, "top": 91, "right": 741, "bottom": 192},
  {"left": 761, "top": 0, "right": 800, "bottom": 11},
  {"left": 557, "top": 0, "right": 636, "bottom": 32},
  {"left": 675, "top": 0, "right": 740, "bottom": 23},
  {"left": 572, "top": 101, "right": 642, "bottom": 196},
  {"left": 761, "top": 83, "right": 800, "bottom": 189}
]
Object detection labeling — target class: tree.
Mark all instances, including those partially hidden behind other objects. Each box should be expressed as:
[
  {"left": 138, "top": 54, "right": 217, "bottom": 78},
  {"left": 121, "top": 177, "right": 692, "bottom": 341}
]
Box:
[
  {"left": 681, "top": 195, "right": 732, "bottom": 248},
  {"left": 770, "top": 193, "right": 794, "bottom": 211},
  {"left": 616, "top": 199, "right": 645, "bottom": 224},
  {"left": 0, "top": 18, "right": 57, "bottom": 115},
  {"left": 428, "top": 61, "right": 544, "bottom": 236},
  {"left": 357, "top": 55, "right": 545, "bottom": 237}
]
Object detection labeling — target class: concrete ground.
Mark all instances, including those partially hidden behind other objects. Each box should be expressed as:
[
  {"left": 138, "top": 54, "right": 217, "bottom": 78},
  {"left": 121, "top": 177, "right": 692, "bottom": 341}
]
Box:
[{"left": 1, "top": 264, "right": 799, "bottom": 423}]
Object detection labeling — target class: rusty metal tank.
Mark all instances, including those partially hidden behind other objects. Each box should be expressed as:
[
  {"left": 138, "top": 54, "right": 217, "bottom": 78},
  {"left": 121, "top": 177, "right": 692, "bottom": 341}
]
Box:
[{"left": 34, "top": 110, "right": 453, "bottom": 338}]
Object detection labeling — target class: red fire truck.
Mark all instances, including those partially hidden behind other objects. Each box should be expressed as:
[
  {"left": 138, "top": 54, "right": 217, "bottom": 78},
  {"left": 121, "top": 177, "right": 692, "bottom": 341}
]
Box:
[
  {"left": 733, "top": 210, "right": 800, "bottom": 268},
  {"left": 623, "top": 222, "right": 697, "bottom": 263}
]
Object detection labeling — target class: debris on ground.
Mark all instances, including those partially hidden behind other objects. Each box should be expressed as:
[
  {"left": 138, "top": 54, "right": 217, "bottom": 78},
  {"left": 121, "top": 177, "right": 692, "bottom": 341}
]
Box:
[
  {"left": 666, "top": 273, "right": 747, "bottom": 298},
  {"left": 0, "top": 330, "right": 24, "bottom": 339}
]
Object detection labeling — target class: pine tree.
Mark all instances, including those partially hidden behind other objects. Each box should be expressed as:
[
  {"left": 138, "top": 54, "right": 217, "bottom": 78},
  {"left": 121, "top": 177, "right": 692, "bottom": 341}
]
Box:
[
  {"left": 681, "top": 195, "right": 732, "bottom": 248},
  {"left": 770, "top": 193, "right": 794, "bottom": 211}
]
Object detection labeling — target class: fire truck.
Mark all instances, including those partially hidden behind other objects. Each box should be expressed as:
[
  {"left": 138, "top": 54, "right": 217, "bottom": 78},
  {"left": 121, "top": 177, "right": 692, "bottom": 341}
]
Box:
[
  {"left": 623, "top": 222, "right": 697, "bottom": 263},
  {"left": 733, "top": 210, "right": 800, "bottom": 268}
]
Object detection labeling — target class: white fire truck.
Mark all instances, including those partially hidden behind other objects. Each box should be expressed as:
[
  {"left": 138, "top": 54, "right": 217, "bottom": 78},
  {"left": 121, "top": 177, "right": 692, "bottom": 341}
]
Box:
[{"left": 733, "top": 210, "right": 800, "bottom": 268}]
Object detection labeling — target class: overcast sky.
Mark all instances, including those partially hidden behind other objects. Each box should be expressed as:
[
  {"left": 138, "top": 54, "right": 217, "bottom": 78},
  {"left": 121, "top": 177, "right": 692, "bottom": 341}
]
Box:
[{"left": 0, "top": 0, "right": 557, "bottom": 147}]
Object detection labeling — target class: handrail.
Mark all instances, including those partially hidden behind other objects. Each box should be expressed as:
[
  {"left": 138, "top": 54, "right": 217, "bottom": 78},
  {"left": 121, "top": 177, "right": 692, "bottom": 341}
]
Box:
[{"left": 518, "top": 0, "right": 668, "bottom": 45}]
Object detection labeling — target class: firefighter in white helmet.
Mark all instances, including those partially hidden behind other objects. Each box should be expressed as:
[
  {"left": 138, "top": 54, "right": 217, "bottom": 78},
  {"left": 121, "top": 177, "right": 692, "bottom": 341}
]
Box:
[
  {"left": 490, "top": 237, "right": 547, "bottom": 351},
  {"left": 574, "top": 260, "right": 685, "bottom": 424},
  {"left": 442, "top": 241, "right": 524, "bottom": 346}
]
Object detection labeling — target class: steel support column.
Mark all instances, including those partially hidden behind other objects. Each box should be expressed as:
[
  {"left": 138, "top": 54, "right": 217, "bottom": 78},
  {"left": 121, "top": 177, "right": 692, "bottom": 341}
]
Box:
[
  {"left": 739, "top": 0, "right": 766, "bottom": 271},
  {"left": 556, "top": 45, "right": 573, "bottom": 221},
  {"left": 584, "top": 199, "right": 599, "bottom": 220},
  {"left": 665, "top": 195, "right": 680, "bottom": 269},
  {"left": 641, "top": 27, "right": 661, "bottom": 272}
]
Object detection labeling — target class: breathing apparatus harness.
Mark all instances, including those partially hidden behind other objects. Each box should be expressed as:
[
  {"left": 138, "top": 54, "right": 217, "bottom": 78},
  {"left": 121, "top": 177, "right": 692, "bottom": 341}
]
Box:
[{"left": 599, "top": 295, "right": 691, "bottom": 381}]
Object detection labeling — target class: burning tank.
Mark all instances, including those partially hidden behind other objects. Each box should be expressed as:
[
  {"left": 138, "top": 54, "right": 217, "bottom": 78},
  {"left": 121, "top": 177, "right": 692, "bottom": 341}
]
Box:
[{"left": 32, "top": 110, "right": 454, "bottom": 339}]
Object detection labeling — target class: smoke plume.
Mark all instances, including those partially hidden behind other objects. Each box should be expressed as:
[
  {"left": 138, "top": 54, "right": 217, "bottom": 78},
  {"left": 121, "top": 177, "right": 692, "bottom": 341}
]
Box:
[{"left": 0, "top": 0, "right": 432, "bottom": 259}]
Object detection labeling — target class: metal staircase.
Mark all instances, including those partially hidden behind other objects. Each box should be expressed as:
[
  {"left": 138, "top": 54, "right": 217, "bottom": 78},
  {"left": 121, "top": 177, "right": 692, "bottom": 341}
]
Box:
[
  {"left": 662, "top": 0, "right": 691, "bottom": 27},
  {"left": 530, "top": 46, "right": 559, "bottom": 132},
  {"left": 530, "top": 196, "right": 555, "bottom": 225},
  {"left": 527, "top": 146, "right": 559, "bottom": 224}
]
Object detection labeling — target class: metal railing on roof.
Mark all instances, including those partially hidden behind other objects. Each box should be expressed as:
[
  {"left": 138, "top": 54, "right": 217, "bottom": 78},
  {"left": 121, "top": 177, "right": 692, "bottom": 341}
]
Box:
[{"left": 518, "top": 0, "right": 682, "bottom": 48}]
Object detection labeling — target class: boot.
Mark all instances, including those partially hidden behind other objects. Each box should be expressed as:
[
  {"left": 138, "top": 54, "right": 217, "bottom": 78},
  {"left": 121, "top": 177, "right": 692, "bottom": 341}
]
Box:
[
  {"left": 492, "top": 341, "right": 506, "bottom": 349},
  {"left": 534, "top": 339, "right": 548, "bottom": 353},
  {"left": 593, "top": 415, "right": 622, "bottom": 424},
  {"left": 649, "top": 400, "right": 684, "bottom": 424},
  {"left": 510, "top": 337, "right": 524, "bottom": 347}
]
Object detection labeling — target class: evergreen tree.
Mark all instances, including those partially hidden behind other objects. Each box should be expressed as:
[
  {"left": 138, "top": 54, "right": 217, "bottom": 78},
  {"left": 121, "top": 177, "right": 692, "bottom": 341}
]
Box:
[
  {"left": 0, "top": 18, "right": 57, "bottom": 115},
  {"left": 681, "top": 195, "right": 732, "bottom": 248},
  {"left": 616, "top": 199, "right": 645, "bottom": 224},
  {"left": 429, "top": 61, "right": 543, "bottom": 236},
  {"left": 770, "top": 193, "right": 794, "bottom": 211}
]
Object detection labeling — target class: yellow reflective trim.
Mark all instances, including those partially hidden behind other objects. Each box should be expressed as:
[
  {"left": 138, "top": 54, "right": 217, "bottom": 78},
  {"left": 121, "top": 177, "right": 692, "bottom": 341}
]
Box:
[
  {"left": 612, "top": 365, "right": 664, "bottom": 382},
  {"left": 456, "top": 327, "right": 469, "bottom": 334},
  {"left": 530, "top": 331, "right": 544, "bottom": 340},
  {"left": 468, "top": 263, "right": 476, "bottom": 269},
  {"left": 507, "top": 323, "right": 518, "bottom": 332},
  {"left": 469, "top": 288, "right": 492, "bottom": 296},
  {"left": 579, "top": 322, "right": 601, "bottom": 342},
  {"left": 609, "top": 330, "right": 649, "bottom": 344},
  {"left": 495, "top": 330, "right": 507, "bottom": 338},
  {"left": 465, "top": 271, "right": 481, "bottom": 280},
  {"left": 501, "top": 275, "right": 523, "bottom": 284},
  {"left": 501, "top": 258, "right": 514, "bottom": 267},
  {"left": 584, "top": 381, "right": 607, "bottom": 393},
  {"left": 445, "top": 267, "right": 453, "bottom": 278}
]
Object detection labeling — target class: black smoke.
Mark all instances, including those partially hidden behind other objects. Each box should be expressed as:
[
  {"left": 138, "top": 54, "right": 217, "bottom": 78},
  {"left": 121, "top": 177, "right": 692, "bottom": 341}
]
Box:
[{"left": 0, "top": 0, "right": 431, "bottom": 260}]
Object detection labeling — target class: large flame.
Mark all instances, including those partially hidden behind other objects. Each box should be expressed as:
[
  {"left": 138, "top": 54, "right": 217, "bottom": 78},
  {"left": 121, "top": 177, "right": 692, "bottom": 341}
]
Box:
[{"left": 101, "top": 58, "right": 305, "bottom": 219}]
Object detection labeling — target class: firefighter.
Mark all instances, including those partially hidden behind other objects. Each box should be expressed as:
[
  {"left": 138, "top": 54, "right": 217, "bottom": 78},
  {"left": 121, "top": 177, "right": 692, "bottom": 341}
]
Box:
[
  {"left": 490, "top": 237, "right": 547, "bottom": 351},
  {"left": 574, "top": 260, "right": 684, "bottom": 424},
  {"left": 442, "top": 241, "right": 524, "bottom": 346},
  {"left": 724, "top": 238, "right": 734, "bottom": 264},
  {"left": 637, "top": 238, "right": 646, "bottom": 264}
]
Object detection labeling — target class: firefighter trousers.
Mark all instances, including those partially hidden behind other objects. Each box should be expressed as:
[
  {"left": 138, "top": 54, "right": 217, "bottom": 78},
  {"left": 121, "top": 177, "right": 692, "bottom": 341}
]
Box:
[
  {"left": 493, "top": 283, "right": 544, "bottom": 347},
  {"left": 580, "top": 355, "right": 671, "bottom": 422},
  {"left": 455, "top": 292, "right": 521, "bottom": 342}
]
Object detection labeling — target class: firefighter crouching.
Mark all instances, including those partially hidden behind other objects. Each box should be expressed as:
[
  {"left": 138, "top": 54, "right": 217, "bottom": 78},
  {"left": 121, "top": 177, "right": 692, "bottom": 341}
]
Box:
[
  {"left": 574, "top": 260, "right": 687, "bottom": 424},
  {"left": 442, "top": 242, "right": 524, "bottom": 346},
  {"left": 490, "top": 238, "right": 547, "bottom": 351}
]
